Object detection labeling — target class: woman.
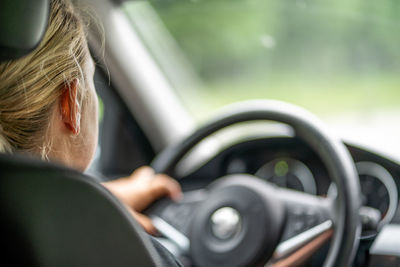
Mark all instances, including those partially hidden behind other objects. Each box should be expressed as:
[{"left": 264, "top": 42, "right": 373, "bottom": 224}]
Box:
[{"left": 0, "top": 0, "right": 181, "bottom": 236}]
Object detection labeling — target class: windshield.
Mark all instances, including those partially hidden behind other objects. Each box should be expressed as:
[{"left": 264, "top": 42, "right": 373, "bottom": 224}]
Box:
[{"left": 123, "top": 0, "right": 400, "bottom": 158}]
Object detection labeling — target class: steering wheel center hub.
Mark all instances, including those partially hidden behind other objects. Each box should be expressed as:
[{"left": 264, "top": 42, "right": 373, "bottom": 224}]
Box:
[
  {"left": 210, "top": 207, "right": 241, "bottom": 240},
  {"left": 189, "top": 175, "right": 285, "bottom": 267}
]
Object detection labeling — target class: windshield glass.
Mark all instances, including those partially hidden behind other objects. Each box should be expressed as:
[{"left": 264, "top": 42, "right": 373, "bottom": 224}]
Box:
[{"left": 123, "top": 0, "right": 400, "bottom": 158}]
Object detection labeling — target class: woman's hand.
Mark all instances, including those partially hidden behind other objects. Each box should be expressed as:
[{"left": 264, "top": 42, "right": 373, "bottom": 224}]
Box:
[{"left": 102, "top": 166, "right": 182, "bottom": 234}]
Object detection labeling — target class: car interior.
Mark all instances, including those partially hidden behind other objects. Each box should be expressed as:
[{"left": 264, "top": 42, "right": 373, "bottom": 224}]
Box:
[{"left": 1, "top": 0, "right": 400, "bottom": 266}]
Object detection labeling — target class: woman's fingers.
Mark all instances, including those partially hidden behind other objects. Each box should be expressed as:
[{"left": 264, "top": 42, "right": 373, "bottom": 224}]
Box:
[
  {"left": 131, "top": 166, "right": 155, "bottom": 182},
  {"left": 129, "top": 209, "right": 158, "bottom": 235},
  {"left": 151, "top": 174, "right": 183, "bottom": 201},
  {"left": 102, "top": 166, "right": 183, "bottom": 234},
  {"left": 124, "top": 167, "right": 182, "bottom": 211}
]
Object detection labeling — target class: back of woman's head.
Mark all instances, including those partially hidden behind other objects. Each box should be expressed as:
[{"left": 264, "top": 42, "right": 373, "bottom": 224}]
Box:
[{"left": 0, "top": 0, "right": 89, "bottom": 158}]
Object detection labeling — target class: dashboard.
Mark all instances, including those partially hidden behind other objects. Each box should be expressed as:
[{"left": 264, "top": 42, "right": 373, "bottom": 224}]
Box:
[{"left": 180, "top": 137, "right": 400, "bottom": 239}]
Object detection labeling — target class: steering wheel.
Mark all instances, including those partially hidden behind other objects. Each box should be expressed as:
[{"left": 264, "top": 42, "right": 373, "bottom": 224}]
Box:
[{"left": 146, "top": 100, "right": 361, "bottom": 267}]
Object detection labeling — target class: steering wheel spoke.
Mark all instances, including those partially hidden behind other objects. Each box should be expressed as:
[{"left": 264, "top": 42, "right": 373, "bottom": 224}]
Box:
[
  {"left": 277, "top": 187, "right": 334, "bottom": 241},
  {"left": 264, "top": 186, "right": 335, "bottom": 266},
  {"left": 270, "top": 220, "right": 333, "bottom": 267},
  {"left": 145, "top": 189, "right": 208, "bottom": 254}
]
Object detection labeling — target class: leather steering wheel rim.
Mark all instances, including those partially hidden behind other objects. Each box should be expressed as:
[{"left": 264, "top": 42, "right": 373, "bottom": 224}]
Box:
[{"left": 151, "top": 100, "right": 361, "bottom": 267}]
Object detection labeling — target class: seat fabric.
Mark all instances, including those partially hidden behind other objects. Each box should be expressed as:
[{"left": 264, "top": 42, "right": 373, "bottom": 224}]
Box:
[{"left": 0, "top": 153, "right": 160, "bottom": 267}]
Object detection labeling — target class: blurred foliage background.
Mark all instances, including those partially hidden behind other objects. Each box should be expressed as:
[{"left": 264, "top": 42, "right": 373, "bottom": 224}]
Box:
[{"left": 127, "top": 0, "right": 400, "bottom": 120}]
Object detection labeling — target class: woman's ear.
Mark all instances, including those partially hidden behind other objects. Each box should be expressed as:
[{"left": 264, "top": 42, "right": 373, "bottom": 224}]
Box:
[{"left": 60, "top": 79, "right": 81, "bottom": 135}]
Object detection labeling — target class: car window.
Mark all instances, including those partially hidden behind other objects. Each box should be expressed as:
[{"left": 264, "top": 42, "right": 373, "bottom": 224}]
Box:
[{"left": 123, "top": 0, "right": 400, "bottom": 157}]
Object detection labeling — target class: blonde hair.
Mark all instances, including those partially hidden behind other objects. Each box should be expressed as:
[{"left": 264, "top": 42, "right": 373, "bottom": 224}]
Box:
[{"left": 0, "top": 0, "right": 89, "bottom": 158}]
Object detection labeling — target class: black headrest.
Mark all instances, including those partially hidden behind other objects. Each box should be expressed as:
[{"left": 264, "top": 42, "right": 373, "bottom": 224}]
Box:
[
  {"left": 0, "top": 153, "right": 159, "bottom": 266},
  {"left": 0, "top": 0, "right": 50, "bottom": 61}
]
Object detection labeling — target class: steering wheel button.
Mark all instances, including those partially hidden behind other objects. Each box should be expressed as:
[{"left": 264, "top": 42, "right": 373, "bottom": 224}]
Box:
[{"left": 293, "top": 221, "right": 304, "bottom": 233}]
